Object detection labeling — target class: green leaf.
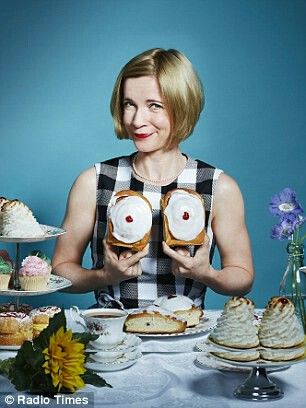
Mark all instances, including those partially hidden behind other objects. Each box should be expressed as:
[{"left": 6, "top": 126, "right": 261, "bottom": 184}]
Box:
[
  {"left": 10, "top": 341, "right": 41, "bottom": 390},
  {"left": 32, "top": 308, "right": 66, "bottom": 351},
  {"left": 72, "top": 332, "right": 99, "bottom": 344},
  {"left": 0, "top": 358, "right": 15, "bottom": 377},
  {"left": 82, "top": 370, "right": 112, "bottom": 388}
]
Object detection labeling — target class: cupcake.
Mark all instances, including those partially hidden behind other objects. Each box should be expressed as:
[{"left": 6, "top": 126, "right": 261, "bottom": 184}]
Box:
[
  {"left": 0, "top": 253, "right": 14, "bottom": 290},
  {"left": 30, "top": 250, "right": 52, "bottom": 274},
  {"left": 19, "top": 255, "right": 50, "bottom": 291}
]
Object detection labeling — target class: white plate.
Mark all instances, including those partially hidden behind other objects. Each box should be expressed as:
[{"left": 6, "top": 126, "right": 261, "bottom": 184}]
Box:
[
  {"left": 0, "top": 345, "right": 21, "bottom": 351},
  {"left": 85, "top": 351, "right": 142, "bottom": 372},
  {"left": 0, "top": 225, "right": 66, "bottom": 243},
  {"left": 0, "top": 274, "right": 72, "bottom": 296},
  {"left": 87, "top": 334, "right": 142, "bottom": 351},
  {"left": 195, "top": 353, "right": 290, "bottom": 373},
  {"left": 129, "top": 310, "right": 218, "bottom": 338}
]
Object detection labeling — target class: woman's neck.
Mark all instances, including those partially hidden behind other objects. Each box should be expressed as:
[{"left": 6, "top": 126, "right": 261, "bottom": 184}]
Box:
[{"left": 132, "top": 149, "right": 187, "bottom": 186}]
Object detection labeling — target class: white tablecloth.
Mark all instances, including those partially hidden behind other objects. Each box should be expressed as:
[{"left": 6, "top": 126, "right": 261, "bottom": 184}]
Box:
[{"left": 0, "top": 310, "right": 305, "bottom": 408}]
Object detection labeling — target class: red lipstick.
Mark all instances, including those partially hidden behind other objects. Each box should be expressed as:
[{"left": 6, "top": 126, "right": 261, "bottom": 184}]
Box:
[{"left": 134, "top": 133, "right": 150, "bottom": 139}]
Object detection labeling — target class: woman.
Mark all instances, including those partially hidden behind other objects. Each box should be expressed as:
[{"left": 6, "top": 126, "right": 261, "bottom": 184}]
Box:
[{"left": 52, "top": 48, "right": 254, "bottom": 309}]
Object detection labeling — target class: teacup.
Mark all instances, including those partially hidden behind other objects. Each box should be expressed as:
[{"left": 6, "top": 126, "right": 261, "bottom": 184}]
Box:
[{"left": 70, "top": 306, "right": 128, "bottom": 346}]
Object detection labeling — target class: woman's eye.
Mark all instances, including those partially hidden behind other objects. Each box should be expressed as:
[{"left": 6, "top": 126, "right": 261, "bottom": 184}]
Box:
[
  {"left": 123, "top": 101, "right": 135, "bottom": 109},
  {"left": 149, "top": 103, "right": 163, "bottom": 111}
]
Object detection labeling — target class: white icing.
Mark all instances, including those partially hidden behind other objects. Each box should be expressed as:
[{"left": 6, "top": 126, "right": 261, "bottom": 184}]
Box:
[
  {"left": 259, "top": 298, "right": 304, "bottom": 348},
  {"left": 2, "top": 201, "right": 45, "bottom": 237},
  {"left": 210, "top": 297, "right": 259, "bottom": 347},
  {"left": 153, "top": 295, "right": 194, "bottom": 312},
  {"left": 29, "top": 306, "right": 61, "bottom": 317},
  {"left": 109, "top": 195, "right": 152, "bottom": 243},
  {"left": 164, "top": 190, "right": 204, "bottom": 241}
]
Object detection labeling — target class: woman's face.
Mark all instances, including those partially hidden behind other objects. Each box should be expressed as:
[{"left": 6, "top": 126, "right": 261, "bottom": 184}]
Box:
[{"left": 122, "top": 76, "right": 171, "bottom": 153}]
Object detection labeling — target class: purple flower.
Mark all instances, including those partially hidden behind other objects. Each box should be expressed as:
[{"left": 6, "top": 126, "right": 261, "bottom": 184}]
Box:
[
  {"left": 269, "top": 188, "right": 304, "bottom": 218},
  {"left": 270, "top": 213, "right": 305, "bottom": 240}
]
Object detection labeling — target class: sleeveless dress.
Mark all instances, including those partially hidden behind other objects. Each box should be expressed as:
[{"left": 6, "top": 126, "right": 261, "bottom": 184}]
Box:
[{"left": 91, "top": 152, "right": 223, "bottom": 309}]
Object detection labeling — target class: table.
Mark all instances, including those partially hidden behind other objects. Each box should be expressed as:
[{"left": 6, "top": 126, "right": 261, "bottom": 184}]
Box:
[{"left": 0, "top": 310, "right": 305, "bottom": 408}]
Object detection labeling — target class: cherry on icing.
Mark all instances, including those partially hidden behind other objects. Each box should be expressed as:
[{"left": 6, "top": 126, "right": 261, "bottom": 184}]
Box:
[
  {"left": 125, "top": 215, "right": 133, "bottom": 223},
  {"left": 182, "top": 211, "right": 189, "bottom": 220}
]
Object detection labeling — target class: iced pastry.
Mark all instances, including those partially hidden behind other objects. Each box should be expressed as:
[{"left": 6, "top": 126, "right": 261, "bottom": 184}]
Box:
[
  {"left": 161, "top": 188, "right": 205, "bottom": 246},
  {"left": 259, "top": 296, "right": 304, "bottom": 349},
  {"left": 212, "top": 350, "right": 260, "bottom": 362},
  {"left": 19, "top": 255, "right": 50, "bottom": 291},
  {"left": 124, "top": 305, "right": 187, "bottom": 334},
  {"left": 0, "top": 255, "right": 13, "bottom": 290},
  {"left": 209, "top": 296, "right": 259, "bottom": 349},
  {"left": 107, "top": 190, "right": 152, "bottom": 251},
  {"left": 0, "top": 311, "right": 33, "bottom": 345},
  {"left": 1, "top": 199, "right": 45, "bottom": 238},
  {"left": 0, "top": 197, "right": 9, "bottom": 234},
  {"left": 260, "top": 346, "right": 305, "bottom": 362},
  {"left": 30, "top": 306, "right": 61, "bottom": 337},
  {"left": 153, "top": 295, "right": 203, "bottom": 327}
]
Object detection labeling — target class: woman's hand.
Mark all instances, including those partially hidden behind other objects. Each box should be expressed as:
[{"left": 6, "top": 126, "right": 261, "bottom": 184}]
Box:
[
  {"left": 162, "top": 237, "right": 213, "bottom": 282},
  {"left": 102, "top": 239, "right": 149, "bottom": 285}
]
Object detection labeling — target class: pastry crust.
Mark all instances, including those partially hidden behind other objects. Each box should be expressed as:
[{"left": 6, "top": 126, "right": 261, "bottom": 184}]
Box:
[
  {"left": 161, "top": 188, "right": 205, "bottom": 246},
  {"left": 0, "top": 311, "right": 33, "bottom": 345},
  {"left": 107, "top": 190, "right": 152, "bottom": 251},
  {"left": 124, "top": 309, "right": 187, "bottom": 334},
  {"left": 30, "top": 306, "right": 61, "bottom": 337}
]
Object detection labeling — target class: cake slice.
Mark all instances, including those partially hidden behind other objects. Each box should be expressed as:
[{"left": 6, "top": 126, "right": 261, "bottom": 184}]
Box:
[
  {"left": 153, "top": 295, "right": 203, "bottom": 327},
  {"left": 124, "top": 306, "right": 187, "bottom": 334},
  {"left": 1, "top": 199, "right": 45, "bottom": 238}
]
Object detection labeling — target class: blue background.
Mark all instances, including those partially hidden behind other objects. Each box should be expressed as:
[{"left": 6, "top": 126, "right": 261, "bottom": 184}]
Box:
[{"left": 1, "top": 0, "right": 305, "bottom": 310}]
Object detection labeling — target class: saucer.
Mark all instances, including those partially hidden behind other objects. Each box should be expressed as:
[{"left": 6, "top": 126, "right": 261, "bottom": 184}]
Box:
[
  {"left": 88, "top": 333, "right": 142, "bottom": 351},
  {"left": 86, "top": 351, "right": 142, "bottom": 372}
]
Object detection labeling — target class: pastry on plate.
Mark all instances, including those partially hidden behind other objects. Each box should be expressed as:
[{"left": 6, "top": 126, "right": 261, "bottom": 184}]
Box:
[
  {"left": 0, "top": 302, "right": 32, "bottom": 315},
  {"left": 29, "top": 306, "right": 61, "bottom": 337},
  {"left": 153, "top": 294, "right": 203, "bottom": 327},
  {"left": 209, "top": 296, "right": 259, "bottom": 349},
  {"left": 0, "top": 311, "right": 33, "bottom": 346},
  {"left": 161, "top": 188, "right": 205, "bottom": 246},
  {"left": 107, "top": 190, "right": 152, "bottom": 251},
  {"left": 1, "top": 199, "right": 45, "bottom": 238},
  {"left": 19, "top": 255, "right": 51, "bottom": 291},
  {"left": 212, "top": 350, "right": 260, "bottom": 362},
  {"left": 259, "top": 296, "right": 304, "bottom": 349},
  {"left": 124, "top": 305, "right": 187, "bottom": 334},
  {"left": 0, "top": 252, "right": 14, "bottom": 290},
  {"left": 259, "top": 346, "right": 305, "bottom": 362}
]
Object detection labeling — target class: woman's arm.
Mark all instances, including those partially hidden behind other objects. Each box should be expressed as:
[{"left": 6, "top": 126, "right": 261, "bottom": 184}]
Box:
[
  {"left": 52, "top": 167, "right": 148, "bottom": 293},
  {"left": 163, "top": 173, "right": 254, "bottom": 295}
]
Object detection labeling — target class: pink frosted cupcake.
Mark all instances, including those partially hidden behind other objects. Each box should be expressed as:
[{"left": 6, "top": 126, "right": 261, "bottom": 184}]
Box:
[{"left": 19, "top": 256, "right": 50, "bottom": 291}]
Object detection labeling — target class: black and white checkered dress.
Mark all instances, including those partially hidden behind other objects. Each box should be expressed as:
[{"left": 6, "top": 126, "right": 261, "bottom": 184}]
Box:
[{"left": 91, "top": 152, "right": 223, "bottom": 309}]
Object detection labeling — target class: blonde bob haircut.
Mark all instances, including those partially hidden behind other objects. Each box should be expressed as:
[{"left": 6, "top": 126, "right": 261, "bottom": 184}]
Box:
[{"left": 110, "top": 48, "right": 204, "bottom": 149}]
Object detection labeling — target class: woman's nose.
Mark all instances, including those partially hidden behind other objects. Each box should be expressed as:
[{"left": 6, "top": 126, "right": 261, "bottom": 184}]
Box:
[{"left": 132, "top": 108, "right": 147, "bottom": 127}]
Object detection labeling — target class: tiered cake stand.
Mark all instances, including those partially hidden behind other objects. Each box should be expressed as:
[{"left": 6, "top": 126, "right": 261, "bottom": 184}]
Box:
[{"left": 0, "top": 225, "right": 71, "bottom": 309}]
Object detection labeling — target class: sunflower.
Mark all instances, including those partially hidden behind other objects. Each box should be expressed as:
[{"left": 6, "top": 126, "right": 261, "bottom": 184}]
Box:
[{"left": 42, "top": 327, "right": 86, "bottom": 392}]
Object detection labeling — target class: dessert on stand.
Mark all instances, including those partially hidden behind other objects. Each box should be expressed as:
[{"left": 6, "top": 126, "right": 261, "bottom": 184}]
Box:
[
  {"left": 0, "top": 198, "right": 71, "bottom": 311},
  {"left": 0, "top": 224, "right": 71, "bottom": 308}
]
